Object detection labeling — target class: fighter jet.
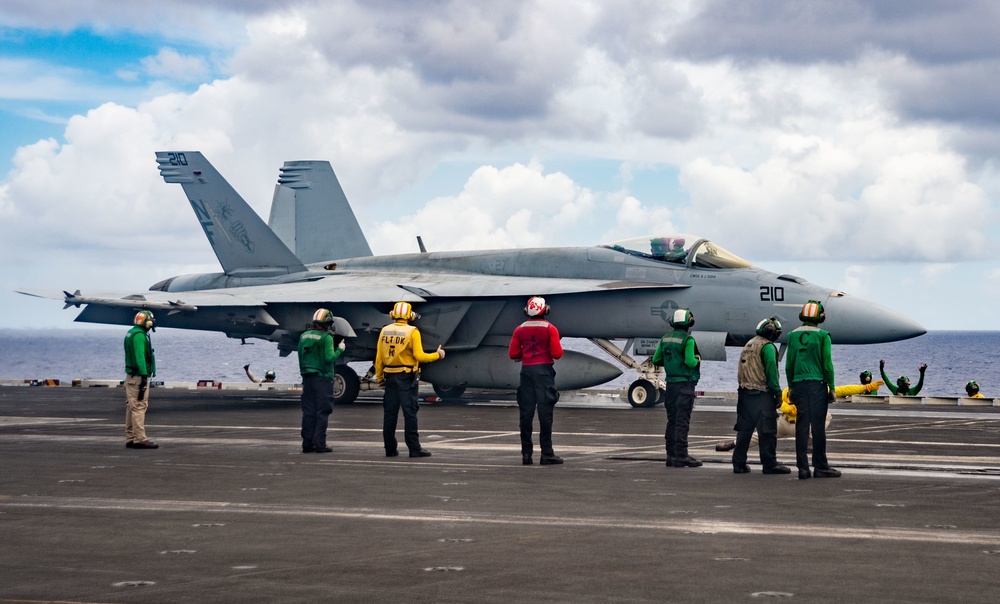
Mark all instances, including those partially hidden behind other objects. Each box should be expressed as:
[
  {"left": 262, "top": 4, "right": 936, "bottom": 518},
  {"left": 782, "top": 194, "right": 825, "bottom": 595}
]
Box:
[{"left": 19, "top": 151, "right": 926, "bottom": 406}]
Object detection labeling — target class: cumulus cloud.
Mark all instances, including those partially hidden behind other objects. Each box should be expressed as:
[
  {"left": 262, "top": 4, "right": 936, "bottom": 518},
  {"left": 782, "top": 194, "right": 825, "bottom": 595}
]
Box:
[{"left": 371, "top": 161, "right": 598, "bottom": 253}]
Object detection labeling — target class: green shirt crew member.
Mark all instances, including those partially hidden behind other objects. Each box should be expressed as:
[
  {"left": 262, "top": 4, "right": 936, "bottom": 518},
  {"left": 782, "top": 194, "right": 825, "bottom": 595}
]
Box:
[
  {"left": 651, "top": 308, "right": 702, "bottom": 468},
  {"left": 124, "top": 310, "right": 158, "bottom": 449},
  {"left": 879, "top": 359, "right": 926, "bottom": 396},
  {"left": 784, "top": 300, "right": 839, "bottom": 479},
  {"left": 298, "top": 308, "right": 345, "bottom": 453},
  {"left": 732, "top": 317, "right": 790, "bottom": 475}
]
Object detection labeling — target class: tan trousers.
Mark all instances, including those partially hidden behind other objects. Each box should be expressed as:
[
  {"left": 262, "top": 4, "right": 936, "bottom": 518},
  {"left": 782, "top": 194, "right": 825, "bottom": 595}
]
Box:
[{"left": 124, "top": 374, "right": 150, "bottom": 443}]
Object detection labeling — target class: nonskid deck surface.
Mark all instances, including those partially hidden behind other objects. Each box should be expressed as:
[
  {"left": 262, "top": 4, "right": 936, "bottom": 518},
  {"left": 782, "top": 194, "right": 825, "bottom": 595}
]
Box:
[{"left": 2, "top": 387, "right": 999, "bottom": 603}]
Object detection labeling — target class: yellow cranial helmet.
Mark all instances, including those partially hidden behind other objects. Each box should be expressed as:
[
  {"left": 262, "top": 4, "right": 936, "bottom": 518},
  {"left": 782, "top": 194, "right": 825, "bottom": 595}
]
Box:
[{"left": 390, "top": 301, "right": 417, "bottom": 321}]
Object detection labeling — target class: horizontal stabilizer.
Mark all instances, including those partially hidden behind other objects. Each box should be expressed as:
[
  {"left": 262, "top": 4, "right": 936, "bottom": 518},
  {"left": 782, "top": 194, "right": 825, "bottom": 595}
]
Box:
[{"left": 156, "top": 151, "right": 307, "bottom": 276}]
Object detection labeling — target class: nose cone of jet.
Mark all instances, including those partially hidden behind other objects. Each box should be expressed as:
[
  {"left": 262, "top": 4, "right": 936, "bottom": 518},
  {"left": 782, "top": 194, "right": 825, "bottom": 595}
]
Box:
[{"left": 821, "top": 294, "right": 926, "bottom": 344}]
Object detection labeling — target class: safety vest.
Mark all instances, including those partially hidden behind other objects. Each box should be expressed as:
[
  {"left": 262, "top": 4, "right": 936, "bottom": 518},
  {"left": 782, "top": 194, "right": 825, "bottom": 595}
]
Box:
[
  {"left": 737, "top": 335, "right": 770, "bottom": 391},
  {"left": 659, "top": 329, "right": 700, "bottom": 383},
  {"left": 378, "top": 322, "right": 420, "bottom": 373}
]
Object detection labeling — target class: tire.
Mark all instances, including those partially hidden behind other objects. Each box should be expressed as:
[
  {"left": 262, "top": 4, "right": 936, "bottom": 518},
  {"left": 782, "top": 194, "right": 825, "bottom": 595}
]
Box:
[
  {"left": 432, "top": 383, "right": 467, "bottom": 401},
  {"left": 334, "top": 365, "right": 360, "bottom": 405},
  {"left": 627, "top": 379, "right": 658, "bottom": 408}
]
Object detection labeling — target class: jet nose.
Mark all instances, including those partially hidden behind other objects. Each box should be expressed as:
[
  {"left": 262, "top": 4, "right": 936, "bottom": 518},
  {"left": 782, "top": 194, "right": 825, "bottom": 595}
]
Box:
[{"left": 822, "top": 294, "right": 926, "bottom": 344}]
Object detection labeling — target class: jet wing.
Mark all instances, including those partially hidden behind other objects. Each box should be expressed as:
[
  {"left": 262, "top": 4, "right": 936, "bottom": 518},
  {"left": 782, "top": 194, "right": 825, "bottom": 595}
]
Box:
[{"left": 20, "top": 273, "right": 686, "bottom": 310}]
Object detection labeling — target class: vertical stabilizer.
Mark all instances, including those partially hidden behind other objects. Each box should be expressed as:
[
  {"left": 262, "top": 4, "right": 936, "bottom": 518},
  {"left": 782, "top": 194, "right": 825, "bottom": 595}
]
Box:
[
  {"left": 156, "top": 152, "right": 307, "bottom": 276},
  {"left": 268, "top": 161, "right": 373, "bottom": 263}
]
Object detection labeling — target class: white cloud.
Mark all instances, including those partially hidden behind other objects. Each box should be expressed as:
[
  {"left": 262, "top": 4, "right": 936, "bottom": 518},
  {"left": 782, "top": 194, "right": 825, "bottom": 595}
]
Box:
[{"left": 141, "top": 48, "right": 210, "bottom": 82}]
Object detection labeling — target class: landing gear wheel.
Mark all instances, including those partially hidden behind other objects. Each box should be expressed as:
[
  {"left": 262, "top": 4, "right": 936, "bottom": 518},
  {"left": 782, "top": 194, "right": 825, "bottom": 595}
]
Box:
[
  {"left": 432, "top": 384, "right": 467, "bottom": 401},
  {"left": 334, "top": 365, "right": 360, "bottom": 405},
  {"left": 627, "top": 379, "right": 659, "bottom": 408}
]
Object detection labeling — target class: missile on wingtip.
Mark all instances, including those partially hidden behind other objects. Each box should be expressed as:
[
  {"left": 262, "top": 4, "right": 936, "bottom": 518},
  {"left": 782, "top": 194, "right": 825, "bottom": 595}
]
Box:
[
  {"left": 62, "top": 290, "right": 199, "bottom": 313},
  {"left": 420, "top": 347, "right": 623, "bottom": 390}
]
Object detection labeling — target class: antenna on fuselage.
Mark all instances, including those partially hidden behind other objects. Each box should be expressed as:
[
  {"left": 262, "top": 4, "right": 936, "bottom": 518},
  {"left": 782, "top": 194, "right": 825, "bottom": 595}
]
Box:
[{"left": 416, "top": 236, "right": 427, "bottom": 253}]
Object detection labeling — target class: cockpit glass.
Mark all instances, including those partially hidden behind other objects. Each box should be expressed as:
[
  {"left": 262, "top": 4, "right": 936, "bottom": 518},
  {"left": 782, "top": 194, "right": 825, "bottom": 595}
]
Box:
[{"left": 599, "top": 235, "right": 753, "bottom": 269}]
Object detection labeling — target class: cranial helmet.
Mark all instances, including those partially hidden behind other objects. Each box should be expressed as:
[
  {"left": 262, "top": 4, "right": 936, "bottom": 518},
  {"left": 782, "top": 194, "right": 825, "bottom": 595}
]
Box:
[
  {"left": 264, "top": 370, "right": 276, "bottom": 381},
  {"left": 897, "top": 376, "right": 910, "bottom": 392},
  {"left": 133, "top": 310, "right": 155, "bottom": 331},
  {"left": 390, "top": 301, "right": 419, "bottom": 321},
  {"left": 799, "top": 300, "right": 826, "bottom": 324},
  {"left": 525, "top": 296, "right": 550, "bottom": 317},
  {"left": 966, "top": 381, "right": 980, "bottom": 396},
  {"left": 669, "top": 308, "right": 695, "bottom": 329},
  {"left": 755, "top": 316, "right": 782, "bottom": 342},
  {"left": 312, "top": 308, "right": 334, "bottom": 325},
  {"left": 860, "top": 370, "right": 873, "bottom": 384}
]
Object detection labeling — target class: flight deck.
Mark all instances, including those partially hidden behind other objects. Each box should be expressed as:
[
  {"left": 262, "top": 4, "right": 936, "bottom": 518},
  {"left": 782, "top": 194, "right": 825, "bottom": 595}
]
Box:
[{"left": 1, "top": 386, "right": 999, "bottom": 603}]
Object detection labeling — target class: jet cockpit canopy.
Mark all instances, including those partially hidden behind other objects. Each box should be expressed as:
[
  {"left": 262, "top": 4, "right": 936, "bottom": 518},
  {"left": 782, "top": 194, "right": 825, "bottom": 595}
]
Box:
[{"left": 599, "top": 234, "right": 754, "bottom": 269}]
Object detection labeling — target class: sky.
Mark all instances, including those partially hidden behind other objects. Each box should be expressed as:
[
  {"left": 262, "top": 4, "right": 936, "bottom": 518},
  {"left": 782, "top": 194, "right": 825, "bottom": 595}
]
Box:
[{"left": 2, "top": 0, "right": 999, "bottom": 331}]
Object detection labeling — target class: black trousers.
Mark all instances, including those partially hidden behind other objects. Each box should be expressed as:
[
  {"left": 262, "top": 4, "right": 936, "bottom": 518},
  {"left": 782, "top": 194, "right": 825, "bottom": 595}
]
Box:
[
  {"left": 732, "top": 388, "right": 780, "bottom": 469},
  {"left": 664, "top": 381, "right": 697, "bottom": 458},
  {"left": 517, "top": 364, "right": 559, "bottom": 456},
  {"left": 383, "top": 372, "right": 421, "bottom": 453},
  {"left": 790, "top": 380, "right": 831, "bottom": 471},
  {"left": 300, "top": 373, "right": 334, "bottom": 448}
]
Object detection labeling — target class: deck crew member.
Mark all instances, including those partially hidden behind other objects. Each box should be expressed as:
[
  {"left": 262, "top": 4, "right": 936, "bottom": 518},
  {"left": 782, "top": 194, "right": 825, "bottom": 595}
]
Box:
[
  {"left": 785, "top": 300, "right": 839, "bottom": 479},
  {"left": 244, "top": 364, "right": 276, "bottom": 384},
  {"left": 965, "top": 381, "right": 984, "bottom": 398},
  {"left": 375, "top": 302, "right": 444, "bottom": 458},
  {"left": 880, "top": 359, "right": 927, "bottom": 396},
  {"left": 298, "top": 308, "right": 345, "bottom": 453},
  {"left": 652, "top": 308, "right": 702, "bottom": 468},
  {"left": 509, "top": 296, "right": 565, "bottom": 465},
  {"left": 124, "top": 310, "right": 159, "bottom": 449},
  {"left": 732, "top": 317, "right": 790, "bottom": 474}
]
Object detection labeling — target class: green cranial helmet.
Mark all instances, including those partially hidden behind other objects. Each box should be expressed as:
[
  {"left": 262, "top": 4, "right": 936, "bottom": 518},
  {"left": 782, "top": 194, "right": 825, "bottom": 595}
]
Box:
[
  {"left": 755, "top": 316, "right": 782, "bottom": 342},
  {"left": 668, "top": 308, "right": 695, "bottom": 329},
  {"left": 860, "top": 370, "right": 873, "bottom": 384},
  {"left": 897, "top": 376, "right": 910, "bottom": 392},
  {"left": 966, "top": 381, "right": 980, "bottom": 396},
  {"left": 264, "top": 370, "right": 276, "bottom": 381}
]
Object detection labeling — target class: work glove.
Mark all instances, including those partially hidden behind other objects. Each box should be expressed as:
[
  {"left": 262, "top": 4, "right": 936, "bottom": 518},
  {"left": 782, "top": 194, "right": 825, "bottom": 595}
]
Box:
[
  {"left": 243, "top": 364, "right": 250, "bottom": 371},
  {"left": 138, "top": 376, "right": 148, "bottom": 401},
  {"left": 437, "top": 346, "right": 446, "bottom": 359},
  {"left": 918, "top": 363, "right": 927, "bottom": 373},
  {"left": 338, "top": 341, "right": 346, "bottom": 352},
  {"left": 827, "top": 388, "right": 836, "bottom": 404}
]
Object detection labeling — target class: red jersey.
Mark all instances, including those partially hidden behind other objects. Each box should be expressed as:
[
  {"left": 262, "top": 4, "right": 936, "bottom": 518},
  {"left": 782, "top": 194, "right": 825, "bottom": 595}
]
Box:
[{"left": 509, "top": 319, "right": 564, "bottom": 366}]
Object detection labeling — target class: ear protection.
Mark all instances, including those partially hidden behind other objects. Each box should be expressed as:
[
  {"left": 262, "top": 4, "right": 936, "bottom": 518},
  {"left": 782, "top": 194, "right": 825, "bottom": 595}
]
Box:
[{"left": 133, "top": 310, "right": 155, "bottom": 331}]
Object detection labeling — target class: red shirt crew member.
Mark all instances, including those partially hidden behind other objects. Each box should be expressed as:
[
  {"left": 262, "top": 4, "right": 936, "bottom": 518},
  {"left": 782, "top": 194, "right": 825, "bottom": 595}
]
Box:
[{"left": 509, "top": 296, "right": 565, "bottom": 466}]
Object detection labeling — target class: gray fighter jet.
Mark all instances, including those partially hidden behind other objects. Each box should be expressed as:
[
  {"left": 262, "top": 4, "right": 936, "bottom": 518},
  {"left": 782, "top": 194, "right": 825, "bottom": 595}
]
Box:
[{"left": 19, "top": 151, "right": 925, "bottom": 405}]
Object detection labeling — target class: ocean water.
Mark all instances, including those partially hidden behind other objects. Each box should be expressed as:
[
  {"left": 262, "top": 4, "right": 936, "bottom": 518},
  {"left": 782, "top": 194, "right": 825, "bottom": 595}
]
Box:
[{"left": 1, "top": 328, "right": 997, "bottom": 397}]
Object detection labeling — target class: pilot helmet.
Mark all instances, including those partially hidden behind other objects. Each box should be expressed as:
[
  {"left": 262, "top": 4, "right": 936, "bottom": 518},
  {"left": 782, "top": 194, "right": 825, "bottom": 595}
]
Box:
[
  {"left": 860, "top": 370, "right": 873, "bottom": 385},
  {"left": 799, "top": 300, "right": 825, "bottom": 324},
  {"left": 264, "top": 370, "right": 276, "bottom": 381},
  {"left": 312, "top": 308, "right": 334, "bottom": 326},
  {"left": 755, "top": 316, "right": 782, "bottom": 342},
  {"left": 897, "top": 376, "right": 910, "bottom": 392},
  {"left": 525, "top": 296, "right": 550, "bottom": 317},
  {"left": 966, "top": 381, "right": 980, "bottom": 396},
  {"left": 650, "top": 237, "right": 670, "bottom": 255},
  {"left": 133, "top": 310, "right": 155, "bottom": 331},
  {"left": 389, "top": 301, "right": 419, "bottom": 321},
  {"left": 669, "top": 308, "right": 695, "bottom": 329}
]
